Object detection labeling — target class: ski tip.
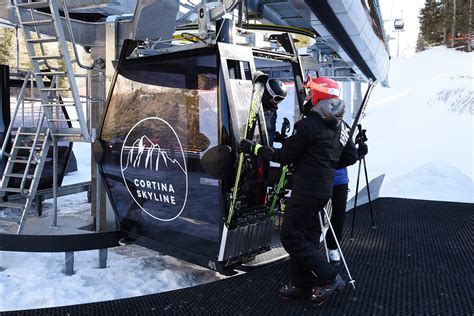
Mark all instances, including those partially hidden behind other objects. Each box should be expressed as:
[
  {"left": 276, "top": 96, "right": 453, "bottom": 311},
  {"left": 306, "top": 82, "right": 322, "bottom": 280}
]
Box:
[{"left": 253, "top": 71, "right": 269, "bottom": 84}]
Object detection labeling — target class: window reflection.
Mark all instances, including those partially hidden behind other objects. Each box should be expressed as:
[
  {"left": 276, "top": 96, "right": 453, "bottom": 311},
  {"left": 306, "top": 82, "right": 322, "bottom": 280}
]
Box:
[{"left": 102, "top": 73, "right": 217, "bottom": 155}]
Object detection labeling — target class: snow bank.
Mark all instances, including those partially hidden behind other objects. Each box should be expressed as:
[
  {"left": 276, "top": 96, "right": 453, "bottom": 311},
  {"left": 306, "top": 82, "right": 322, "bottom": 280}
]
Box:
[
  {"left": 0, "top": 245, "right": 223, "bottom": 311},
  {"left": 348, "top": 46, "right": 474, "bottom": 203},
  {"left": 62, "top": 142, "right": 91, "bottom": 185},
  {"left": 383, "top": 161, "right": 474, "bottom": 203}
]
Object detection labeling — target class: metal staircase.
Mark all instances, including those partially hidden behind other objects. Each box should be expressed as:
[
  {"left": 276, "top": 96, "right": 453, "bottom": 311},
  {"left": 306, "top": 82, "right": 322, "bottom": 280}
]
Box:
[
  {"left": 0, "top": 72, "right": 54, "bottom": 233},
  {"left": 0, "top": 0, "right": 97, "bottom": 233},
  {"left": 0, "top": 126, "right": 52, "bottom": 234},
  {"left": 14, "top": 0, "right": 90, "bottom": 142}
]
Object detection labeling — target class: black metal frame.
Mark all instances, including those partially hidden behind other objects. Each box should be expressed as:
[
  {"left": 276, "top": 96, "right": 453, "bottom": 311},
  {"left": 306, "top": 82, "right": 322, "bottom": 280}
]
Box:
[
  {"left": 0, "top": 65, "right": 11, "bottom": 176},
  {"left": 0, "top": 230, "right": 122, "bottom": 252}
]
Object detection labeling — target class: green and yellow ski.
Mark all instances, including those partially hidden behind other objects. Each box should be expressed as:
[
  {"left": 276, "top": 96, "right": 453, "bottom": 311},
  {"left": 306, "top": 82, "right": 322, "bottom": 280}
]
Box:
[{"left": 226, "top": 71, "right": 268, "bottom": 226}]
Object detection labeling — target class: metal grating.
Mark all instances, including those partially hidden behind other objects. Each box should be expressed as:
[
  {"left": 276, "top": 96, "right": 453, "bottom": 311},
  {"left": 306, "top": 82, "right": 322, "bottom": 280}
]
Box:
[{"left": 3, "top": 198, "right": 473, "bottom": 315}]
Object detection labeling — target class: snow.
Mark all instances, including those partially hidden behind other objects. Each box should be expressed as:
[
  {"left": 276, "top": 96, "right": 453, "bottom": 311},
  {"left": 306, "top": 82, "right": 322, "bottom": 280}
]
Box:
[
  {"left": 62, "top": 142, "right": 91, "bottom": 185},
  {"left": 1, "top": 46, "right": 473, "bottom": 312},
  {"left": 0, "top": 247, "right": 223, "bottom": 311},
  {"left": 1, "top": 181, "right": 223, "bottom": 312},
  {"left": 382, "top": 161, "right": 473, "bottom": 202},
  {"left": 347, "top": 47, "right": 473, "bottom": 203}
]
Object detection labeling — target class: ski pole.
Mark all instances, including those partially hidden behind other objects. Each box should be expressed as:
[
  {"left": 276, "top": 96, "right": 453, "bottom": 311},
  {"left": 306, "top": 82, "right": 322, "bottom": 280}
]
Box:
[{"left": 322, "top": 206, "right": 356, "bottom": 290}]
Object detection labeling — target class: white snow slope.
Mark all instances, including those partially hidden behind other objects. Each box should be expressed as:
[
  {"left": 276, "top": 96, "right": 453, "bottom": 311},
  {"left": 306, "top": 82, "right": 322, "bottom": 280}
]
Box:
[
  {"left": 0, "top": 46, "right": 472, "bottom": 312},
  {"left": 347, "top": 46, "right": 473, "bottom": 203}
]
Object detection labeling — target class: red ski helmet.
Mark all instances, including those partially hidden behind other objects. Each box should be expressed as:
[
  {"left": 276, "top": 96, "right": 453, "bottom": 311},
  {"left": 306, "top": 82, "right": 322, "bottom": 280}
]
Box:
[{"left": 304, "top": 76, "right": 341, "bottom": 106}]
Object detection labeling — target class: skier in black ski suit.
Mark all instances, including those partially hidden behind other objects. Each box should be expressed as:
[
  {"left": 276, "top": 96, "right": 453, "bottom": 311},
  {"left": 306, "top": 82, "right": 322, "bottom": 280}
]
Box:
[
  {"left": 240, "top": 76, "right": 349, "bottom": 304},
  {"left": 262, "top": 78, "right": 287, "bottom": 147}
]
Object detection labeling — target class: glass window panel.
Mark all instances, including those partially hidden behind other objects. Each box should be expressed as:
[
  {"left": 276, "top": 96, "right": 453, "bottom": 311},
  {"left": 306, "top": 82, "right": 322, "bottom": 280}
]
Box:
[
  {"left": 229, "top": 79, "right": 253, "bottom": 139},
  {"left": 99, "top": 51, "right": 221, "bottom": 256}
]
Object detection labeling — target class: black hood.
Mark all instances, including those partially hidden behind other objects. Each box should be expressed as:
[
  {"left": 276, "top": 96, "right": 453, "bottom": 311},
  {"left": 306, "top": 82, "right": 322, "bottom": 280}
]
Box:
[{"left": 309, "top": 98, "right": 345, "bottom": 129}]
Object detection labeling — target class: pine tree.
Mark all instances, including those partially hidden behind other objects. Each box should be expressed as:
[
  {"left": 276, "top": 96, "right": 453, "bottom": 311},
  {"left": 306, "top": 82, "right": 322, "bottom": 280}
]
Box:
[
  {"left": 456, "top": 0, "right": 472, "bottom": 49},
  {"left": 468, "top": 0, "right": 472, "bottom": 51},
  {"left": 0, "top": 27, "right": 15, "bottom": 66},
  {"left": 442, "top": 0, "right": 471, "bottom": 48},
  {"left": 419, "top": 0, "right": 445, "bottom": 45},
  {"left": 418, "top": 0, "right": 472, "bottom": 50}
]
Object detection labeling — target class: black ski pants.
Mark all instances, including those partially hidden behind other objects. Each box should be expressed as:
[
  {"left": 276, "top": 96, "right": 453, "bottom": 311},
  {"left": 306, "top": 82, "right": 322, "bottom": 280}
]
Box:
[
  {"left": 326, "top": 184, "right": 349, "bottom": 250},
  {"left": 280, "top": 196, "right": 337, "bottom": 288}
]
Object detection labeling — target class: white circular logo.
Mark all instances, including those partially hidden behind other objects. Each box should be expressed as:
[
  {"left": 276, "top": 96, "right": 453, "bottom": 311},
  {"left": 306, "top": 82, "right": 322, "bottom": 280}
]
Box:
[{"left": 120, "top": 117, "right": 188, "bottom": 221}]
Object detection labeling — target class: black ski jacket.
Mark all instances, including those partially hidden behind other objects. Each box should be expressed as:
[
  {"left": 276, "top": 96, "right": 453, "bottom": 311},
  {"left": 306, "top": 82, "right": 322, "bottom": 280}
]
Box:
[{"left": 270, "top": 98, "right": 348, "bottom": 199}]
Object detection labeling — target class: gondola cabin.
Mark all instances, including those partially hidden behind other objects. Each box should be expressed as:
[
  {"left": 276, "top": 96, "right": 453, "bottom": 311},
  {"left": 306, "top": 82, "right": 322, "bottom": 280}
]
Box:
[
  {"left": 96, "top": 28, "right": 309, "bottom": 272},
  {"left": 394, "top": 18, "right": 405, "bottom": 31}
]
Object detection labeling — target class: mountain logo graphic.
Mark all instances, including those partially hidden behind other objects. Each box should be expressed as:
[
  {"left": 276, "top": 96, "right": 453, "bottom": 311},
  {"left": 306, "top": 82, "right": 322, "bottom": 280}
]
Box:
[{"left": 120, "top": 117, "right": 188, "bottom": 221}]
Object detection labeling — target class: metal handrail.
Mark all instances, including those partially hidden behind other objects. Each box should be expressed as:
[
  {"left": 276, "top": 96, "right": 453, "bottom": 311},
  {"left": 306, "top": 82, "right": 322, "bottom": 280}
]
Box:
[
  {"left": 14, "top": 0, "right": 104, "bottom": 143},
  {"left": 19, "top": 114, "right": 47, "bottom": 193},
  {"left": 60, "top": 1, "right": 103, "bottom": 73},
  {"left": 59, "top": 0, "right": 104, "bottom": 142},
  {"left": 0, "top": 71, "right": 31, "bottom": 157}
]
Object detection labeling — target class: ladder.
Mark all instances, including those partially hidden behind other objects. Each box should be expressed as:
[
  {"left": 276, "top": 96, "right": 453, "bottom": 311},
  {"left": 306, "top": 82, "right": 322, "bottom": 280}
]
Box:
[
  {"left": 0, "top": 72, "right": 53, "bottom": 234},
  {"left": 0, "top": 125, "right": 52, "bottom": 234},
  {"left": 14, "top": 0, "right": 90, "bottom": 143},
  {"left": 0, "top": 0, "right": 96, "bottom": 233}
]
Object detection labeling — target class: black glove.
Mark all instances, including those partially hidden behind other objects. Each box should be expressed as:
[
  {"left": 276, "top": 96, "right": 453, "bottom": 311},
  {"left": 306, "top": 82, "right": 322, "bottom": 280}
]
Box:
[
  {"left": 274, "top": 131, "right": 286, "bottom": 144},
  {"left": 239, "top": 139, "right": 257, "bottom": 155},
  {"left": 239, "top": 139, "right": 274, "bottom": 160},
  {"left": 337, "top": 138, "right": 358, "bottom": 168},
  {"left": 357, "top": 143, "right": 368, "bottom": 159}
]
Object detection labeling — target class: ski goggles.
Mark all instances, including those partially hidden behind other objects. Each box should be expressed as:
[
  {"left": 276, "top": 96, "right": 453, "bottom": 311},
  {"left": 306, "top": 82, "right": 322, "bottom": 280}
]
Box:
[{"left": 271, "top": 95, "right": 285, "bottom": 103}]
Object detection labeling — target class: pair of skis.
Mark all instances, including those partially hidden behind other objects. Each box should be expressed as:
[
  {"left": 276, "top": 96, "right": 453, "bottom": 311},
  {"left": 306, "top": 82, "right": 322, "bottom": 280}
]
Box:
[
  {"left": 226, "top": 71, "right": 268, "bottom": 226},
  {"left": 348, "top": 79, "right": 378, "bottom": 139}
]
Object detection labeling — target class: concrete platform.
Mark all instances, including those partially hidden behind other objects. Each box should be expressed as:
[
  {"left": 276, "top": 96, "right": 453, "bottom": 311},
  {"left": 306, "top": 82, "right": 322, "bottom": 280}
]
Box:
[{"left": 0, "top": 191, "right": 92, "bottom": 235}]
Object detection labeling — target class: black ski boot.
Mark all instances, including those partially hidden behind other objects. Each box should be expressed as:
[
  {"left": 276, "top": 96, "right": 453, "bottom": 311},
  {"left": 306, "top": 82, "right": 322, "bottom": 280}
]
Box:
[
  {"left": 311, "top": 274, "right": 346, "bottom": 305},
  {"left": 278, "top": 283, "right": 312, "bottom": 299}
]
